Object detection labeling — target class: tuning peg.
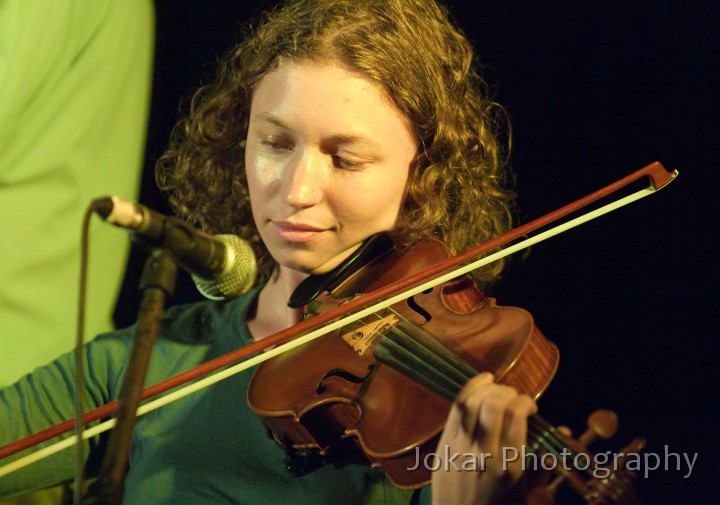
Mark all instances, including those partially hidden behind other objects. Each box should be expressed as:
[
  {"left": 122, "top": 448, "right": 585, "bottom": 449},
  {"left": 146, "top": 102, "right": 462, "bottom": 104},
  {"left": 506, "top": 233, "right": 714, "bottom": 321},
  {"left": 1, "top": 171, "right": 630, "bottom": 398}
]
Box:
[{"left": 581, "top": 409, "right": 619, "bottom": 445}]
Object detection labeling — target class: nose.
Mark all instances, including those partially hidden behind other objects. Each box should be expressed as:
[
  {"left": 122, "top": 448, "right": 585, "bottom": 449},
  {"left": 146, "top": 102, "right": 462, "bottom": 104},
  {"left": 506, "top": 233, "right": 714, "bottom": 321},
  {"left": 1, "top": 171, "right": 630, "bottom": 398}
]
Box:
[{"left": 284, "top": 149, "right": 324, "bottom": 208}]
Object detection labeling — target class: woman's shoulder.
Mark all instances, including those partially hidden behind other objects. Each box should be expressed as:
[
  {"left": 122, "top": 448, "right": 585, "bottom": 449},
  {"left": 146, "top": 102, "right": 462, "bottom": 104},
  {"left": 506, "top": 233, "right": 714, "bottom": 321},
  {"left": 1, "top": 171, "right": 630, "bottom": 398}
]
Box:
[
  {"left": 101, "top": 286, "right": 262, "bottom": 348},
  {"left": 166, "top": 286, "right": 260, "bottom": 342}
]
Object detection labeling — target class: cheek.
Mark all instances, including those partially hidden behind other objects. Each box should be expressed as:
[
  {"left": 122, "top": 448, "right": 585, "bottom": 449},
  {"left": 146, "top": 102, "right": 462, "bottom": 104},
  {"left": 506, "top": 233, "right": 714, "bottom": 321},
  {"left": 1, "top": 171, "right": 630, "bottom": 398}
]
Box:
[
  {"left": 343, "top": 171, "right": 409, "bottom": 229},
  {"left": 245, "top": 148, "right": 283, "bottom": 196},
  {"left": 245, "top": 149, "right": 278, "bottom": 229}
]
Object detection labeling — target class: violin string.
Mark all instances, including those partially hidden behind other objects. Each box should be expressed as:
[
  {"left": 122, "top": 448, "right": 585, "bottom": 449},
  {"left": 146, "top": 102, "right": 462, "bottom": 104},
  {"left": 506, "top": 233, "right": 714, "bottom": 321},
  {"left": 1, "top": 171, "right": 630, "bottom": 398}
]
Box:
[
  {"left": 370, "top": 311, "right": 640, "bottom": 502},
  {"left": 371, "top": 310, "right": 464, "bottom": 400},
  {"left": 526, "top": 418, "right": 596, "bottom": 480},
  {"left": 369, "top": 316, "right": 454, "bottom": 400},
  {"left": 527, "top": 414, "right": 632, "bottom": 497},
  {"left": 527, "top": 417, "right": 637, "bottom": 502}
]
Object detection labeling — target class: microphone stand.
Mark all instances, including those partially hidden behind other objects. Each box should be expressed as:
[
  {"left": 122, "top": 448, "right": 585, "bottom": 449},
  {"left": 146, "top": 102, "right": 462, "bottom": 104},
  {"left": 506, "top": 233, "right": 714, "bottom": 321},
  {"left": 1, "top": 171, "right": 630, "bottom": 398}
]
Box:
[{"left": 86, "top": 248, "right": 176, "bottom": 505}]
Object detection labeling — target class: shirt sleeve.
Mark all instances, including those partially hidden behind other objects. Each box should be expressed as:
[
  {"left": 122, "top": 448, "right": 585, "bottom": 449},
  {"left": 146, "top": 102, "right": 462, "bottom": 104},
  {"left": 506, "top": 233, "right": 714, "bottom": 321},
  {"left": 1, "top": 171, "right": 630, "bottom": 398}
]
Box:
[{"left": 0, "top": 329, "right": 132, "bottom": 499}]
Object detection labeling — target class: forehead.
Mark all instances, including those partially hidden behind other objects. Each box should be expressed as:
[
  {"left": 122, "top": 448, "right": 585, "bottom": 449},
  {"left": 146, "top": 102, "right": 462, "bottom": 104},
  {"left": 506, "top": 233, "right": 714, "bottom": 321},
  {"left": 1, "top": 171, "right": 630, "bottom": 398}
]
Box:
[{"left": 249, "top": 60, "right": 415, "bottom": 144}]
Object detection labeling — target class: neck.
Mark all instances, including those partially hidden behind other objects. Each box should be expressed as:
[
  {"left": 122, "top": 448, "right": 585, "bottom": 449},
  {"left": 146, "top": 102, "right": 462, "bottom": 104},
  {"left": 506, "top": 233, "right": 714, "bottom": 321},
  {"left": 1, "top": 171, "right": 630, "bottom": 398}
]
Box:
[{"left": 247, "top": 265, "right": 308, "bottom": 342}]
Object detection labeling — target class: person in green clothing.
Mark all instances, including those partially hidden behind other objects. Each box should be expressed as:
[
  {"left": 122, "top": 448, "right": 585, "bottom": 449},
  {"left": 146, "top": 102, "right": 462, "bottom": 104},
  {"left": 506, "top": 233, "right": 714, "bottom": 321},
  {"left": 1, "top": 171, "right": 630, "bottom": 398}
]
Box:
[
  {"left": 0, "top": 1, "right": 153, "bottom": 504},
  {"left": 0, "top": 0, "right": 155, "bottom": 388},
  {"left": 0, "top": 0, "right": 537, "bottom": 503}
]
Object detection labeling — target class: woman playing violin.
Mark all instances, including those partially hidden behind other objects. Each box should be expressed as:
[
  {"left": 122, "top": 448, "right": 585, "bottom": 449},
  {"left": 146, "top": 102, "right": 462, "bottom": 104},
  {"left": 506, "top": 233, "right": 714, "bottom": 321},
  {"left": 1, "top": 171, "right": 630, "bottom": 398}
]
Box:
[{"left": 0, "top": 0, "right": 537, "bottom": 503}]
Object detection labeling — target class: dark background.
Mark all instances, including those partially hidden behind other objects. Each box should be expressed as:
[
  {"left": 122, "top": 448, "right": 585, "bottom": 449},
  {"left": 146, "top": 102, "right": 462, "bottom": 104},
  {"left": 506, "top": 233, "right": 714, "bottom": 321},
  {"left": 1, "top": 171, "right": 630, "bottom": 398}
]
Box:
[{"left": 116, "top": 1, "right": 719, "bottom": 503}]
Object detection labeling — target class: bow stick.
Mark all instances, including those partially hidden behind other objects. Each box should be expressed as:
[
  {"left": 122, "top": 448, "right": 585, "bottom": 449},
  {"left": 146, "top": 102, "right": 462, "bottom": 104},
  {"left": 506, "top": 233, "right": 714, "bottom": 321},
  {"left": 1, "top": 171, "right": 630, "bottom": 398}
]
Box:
[{"left": 0, "top": 161, "right": 677, "bottom": 476}]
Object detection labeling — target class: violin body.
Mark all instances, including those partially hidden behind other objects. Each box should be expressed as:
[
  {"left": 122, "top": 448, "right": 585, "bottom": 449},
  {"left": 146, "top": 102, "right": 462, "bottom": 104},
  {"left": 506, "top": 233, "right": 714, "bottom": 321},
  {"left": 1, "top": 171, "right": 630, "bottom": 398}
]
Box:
[{"left": 248, "top": 239, "right": 559, "bottom": 488}]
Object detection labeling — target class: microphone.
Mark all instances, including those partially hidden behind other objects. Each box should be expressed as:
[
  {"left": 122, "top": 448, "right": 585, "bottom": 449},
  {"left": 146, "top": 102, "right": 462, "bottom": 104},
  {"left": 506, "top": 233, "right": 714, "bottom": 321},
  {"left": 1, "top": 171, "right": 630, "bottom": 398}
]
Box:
[{"left": 93, "top": 196, "right": 256, "bottom": 299}]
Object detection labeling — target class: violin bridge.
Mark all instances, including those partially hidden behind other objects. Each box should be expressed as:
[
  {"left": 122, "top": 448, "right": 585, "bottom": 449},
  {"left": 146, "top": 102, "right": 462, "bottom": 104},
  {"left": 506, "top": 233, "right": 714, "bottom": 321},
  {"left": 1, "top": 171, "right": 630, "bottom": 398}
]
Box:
[{"left": 340, "top": 313, "right": 399, "bottom": 354}]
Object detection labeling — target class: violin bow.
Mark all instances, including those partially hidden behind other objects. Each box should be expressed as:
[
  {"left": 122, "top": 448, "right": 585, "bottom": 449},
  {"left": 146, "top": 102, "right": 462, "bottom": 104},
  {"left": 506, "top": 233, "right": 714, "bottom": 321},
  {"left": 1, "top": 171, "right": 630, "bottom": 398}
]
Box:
[{"left": 0, "top": 161, "right": 677, "bottom": 477}]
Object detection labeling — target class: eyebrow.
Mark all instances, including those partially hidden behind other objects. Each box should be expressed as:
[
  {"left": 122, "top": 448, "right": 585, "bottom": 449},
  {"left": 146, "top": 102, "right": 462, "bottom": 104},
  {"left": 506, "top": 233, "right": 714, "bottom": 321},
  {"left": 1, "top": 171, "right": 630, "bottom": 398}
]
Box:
[
  {"left": 255, "top": 112, "right": 292, "bottom": 131},
  {"left": 253, "top": 112, "right": 382, "bottom": 149}
]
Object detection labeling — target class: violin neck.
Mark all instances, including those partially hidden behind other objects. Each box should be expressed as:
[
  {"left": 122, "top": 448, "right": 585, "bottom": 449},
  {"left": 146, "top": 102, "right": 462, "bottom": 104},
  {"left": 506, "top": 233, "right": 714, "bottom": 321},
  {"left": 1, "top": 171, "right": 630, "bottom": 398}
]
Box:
[{"left": 374, "top": 318, "right": 564, "bottom": 456}]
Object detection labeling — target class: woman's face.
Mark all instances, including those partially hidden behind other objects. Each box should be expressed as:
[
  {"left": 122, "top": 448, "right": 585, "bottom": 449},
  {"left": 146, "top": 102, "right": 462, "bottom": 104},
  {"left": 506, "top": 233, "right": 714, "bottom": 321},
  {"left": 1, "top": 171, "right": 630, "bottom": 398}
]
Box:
[{"left": 245, "top": 60, "right": 417, "bottom": 274}]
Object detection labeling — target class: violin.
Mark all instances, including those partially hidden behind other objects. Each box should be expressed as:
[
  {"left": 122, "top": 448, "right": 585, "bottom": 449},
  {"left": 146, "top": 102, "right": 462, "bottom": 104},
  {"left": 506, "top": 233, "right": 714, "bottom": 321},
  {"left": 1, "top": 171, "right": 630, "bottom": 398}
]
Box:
[
  {"left": 0, "top": 162, "right": 676, "bottom": 504},
  {"left": 248, "top": 235, "right": 644, "bottom": 503}
]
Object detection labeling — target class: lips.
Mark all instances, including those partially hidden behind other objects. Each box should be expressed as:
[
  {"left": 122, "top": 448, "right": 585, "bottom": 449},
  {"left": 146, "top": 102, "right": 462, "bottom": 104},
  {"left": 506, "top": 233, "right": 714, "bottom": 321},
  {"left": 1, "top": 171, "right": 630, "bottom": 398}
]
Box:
[{"left": 271, "top": 220, "right": 327, "bottom": 243}]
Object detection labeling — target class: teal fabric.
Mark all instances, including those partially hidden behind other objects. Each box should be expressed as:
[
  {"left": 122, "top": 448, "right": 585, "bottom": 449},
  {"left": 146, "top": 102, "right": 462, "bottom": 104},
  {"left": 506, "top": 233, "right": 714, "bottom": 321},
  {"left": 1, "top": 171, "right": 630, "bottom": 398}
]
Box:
[
  {"left": 0, "top": 0, "right": 154, "bottom": 386},
  {"left": 0, "top": 290, "right": 427, "bottom": 504}
]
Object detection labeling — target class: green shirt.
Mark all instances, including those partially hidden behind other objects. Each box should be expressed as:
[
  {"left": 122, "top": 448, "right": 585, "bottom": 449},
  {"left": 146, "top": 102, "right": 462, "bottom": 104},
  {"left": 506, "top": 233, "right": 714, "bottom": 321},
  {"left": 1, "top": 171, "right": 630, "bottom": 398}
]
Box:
[{"left": 0, "top": 289, "right": 427, "bottom": 504}]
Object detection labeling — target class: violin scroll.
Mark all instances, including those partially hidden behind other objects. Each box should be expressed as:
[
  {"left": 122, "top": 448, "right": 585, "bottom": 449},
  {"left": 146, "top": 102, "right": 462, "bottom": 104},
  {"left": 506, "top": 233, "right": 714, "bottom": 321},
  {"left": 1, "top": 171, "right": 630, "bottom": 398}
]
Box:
[{"left": 526, "top": 410, "right": 646, "bottom": 505}]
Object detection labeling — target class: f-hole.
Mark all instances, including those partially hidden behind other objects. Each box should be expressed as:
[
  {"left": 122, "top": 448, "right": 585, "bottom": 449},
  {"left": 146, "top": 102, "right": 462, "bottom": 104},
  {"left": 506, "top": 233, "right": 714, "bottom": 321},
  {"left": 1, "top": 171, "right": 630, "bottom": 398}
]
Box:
[
  {"left": 316, "top": 364, "right": 375, "bottom": 394},
  {"left": 406, "top": 288, "right": 433, "bottom": 324}
]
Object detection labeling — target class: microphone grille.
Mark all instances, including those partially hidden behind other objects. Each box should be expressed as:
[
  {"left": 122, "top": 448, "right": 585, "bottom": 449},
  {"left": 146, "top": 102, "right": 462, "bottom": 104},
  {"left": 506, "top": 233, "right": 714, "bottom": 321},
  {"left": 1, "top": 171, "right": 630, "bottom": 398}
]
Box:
[{"left": 192, "top": 234, "right": 257, "bottom": 300}]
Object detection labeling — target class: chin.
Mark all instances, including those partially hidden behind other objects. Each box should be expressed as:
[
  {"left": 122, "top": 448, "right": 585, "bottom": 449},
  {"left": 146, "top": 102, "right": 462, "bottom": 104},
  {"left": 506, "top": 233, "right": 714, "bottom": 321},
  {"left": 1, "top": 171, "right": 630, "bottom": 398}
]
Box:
[
  {"left": 275, "top": 252, "right": 328, "bottom": 275},
  {"left": 287, "top": 259, "right": 335, "bottom": 276},
  {"left": 278, "top": 251, "right": 348, "bottom": 277},
  {"left": 271, "top": 239, "right": 364, "bottom": 277}
]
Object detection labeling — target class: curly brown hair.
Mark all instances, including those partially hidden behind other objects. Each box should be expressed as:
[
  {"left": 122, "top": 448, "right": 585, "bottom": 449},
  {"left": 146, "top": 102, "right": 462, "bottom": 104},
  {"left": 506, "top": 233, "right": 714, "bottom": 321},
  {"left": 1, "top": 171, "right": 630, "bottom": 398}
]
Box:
[{"left": 156, "top": 0, "right": 514, "bottom": 287}]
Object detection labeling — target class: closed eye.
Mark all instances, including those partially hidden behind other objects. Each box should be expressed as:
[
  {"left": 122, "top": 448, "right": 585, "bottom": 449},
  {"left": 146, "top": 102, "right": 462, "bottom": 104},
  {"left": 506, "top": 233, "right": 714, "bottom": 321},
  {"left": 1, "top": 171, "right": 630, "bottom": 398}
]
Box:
[
  {"left": 332, "top": 155, "right": 366, "bottom": 170},
  {"left": 261, "top": 139, "right": 293, "bottom": 151}
]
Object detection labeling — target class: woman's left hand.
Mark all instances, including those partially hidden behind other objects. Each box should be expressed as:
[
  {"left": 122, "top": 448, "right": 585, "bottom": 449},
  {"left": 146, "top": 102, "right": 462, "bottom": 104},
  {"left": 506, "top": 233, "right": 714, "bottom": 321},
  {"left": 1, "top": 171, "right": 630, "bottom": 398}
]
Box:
[{"left": 431, "top": 372, "right": 538, "bottom": 505}]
